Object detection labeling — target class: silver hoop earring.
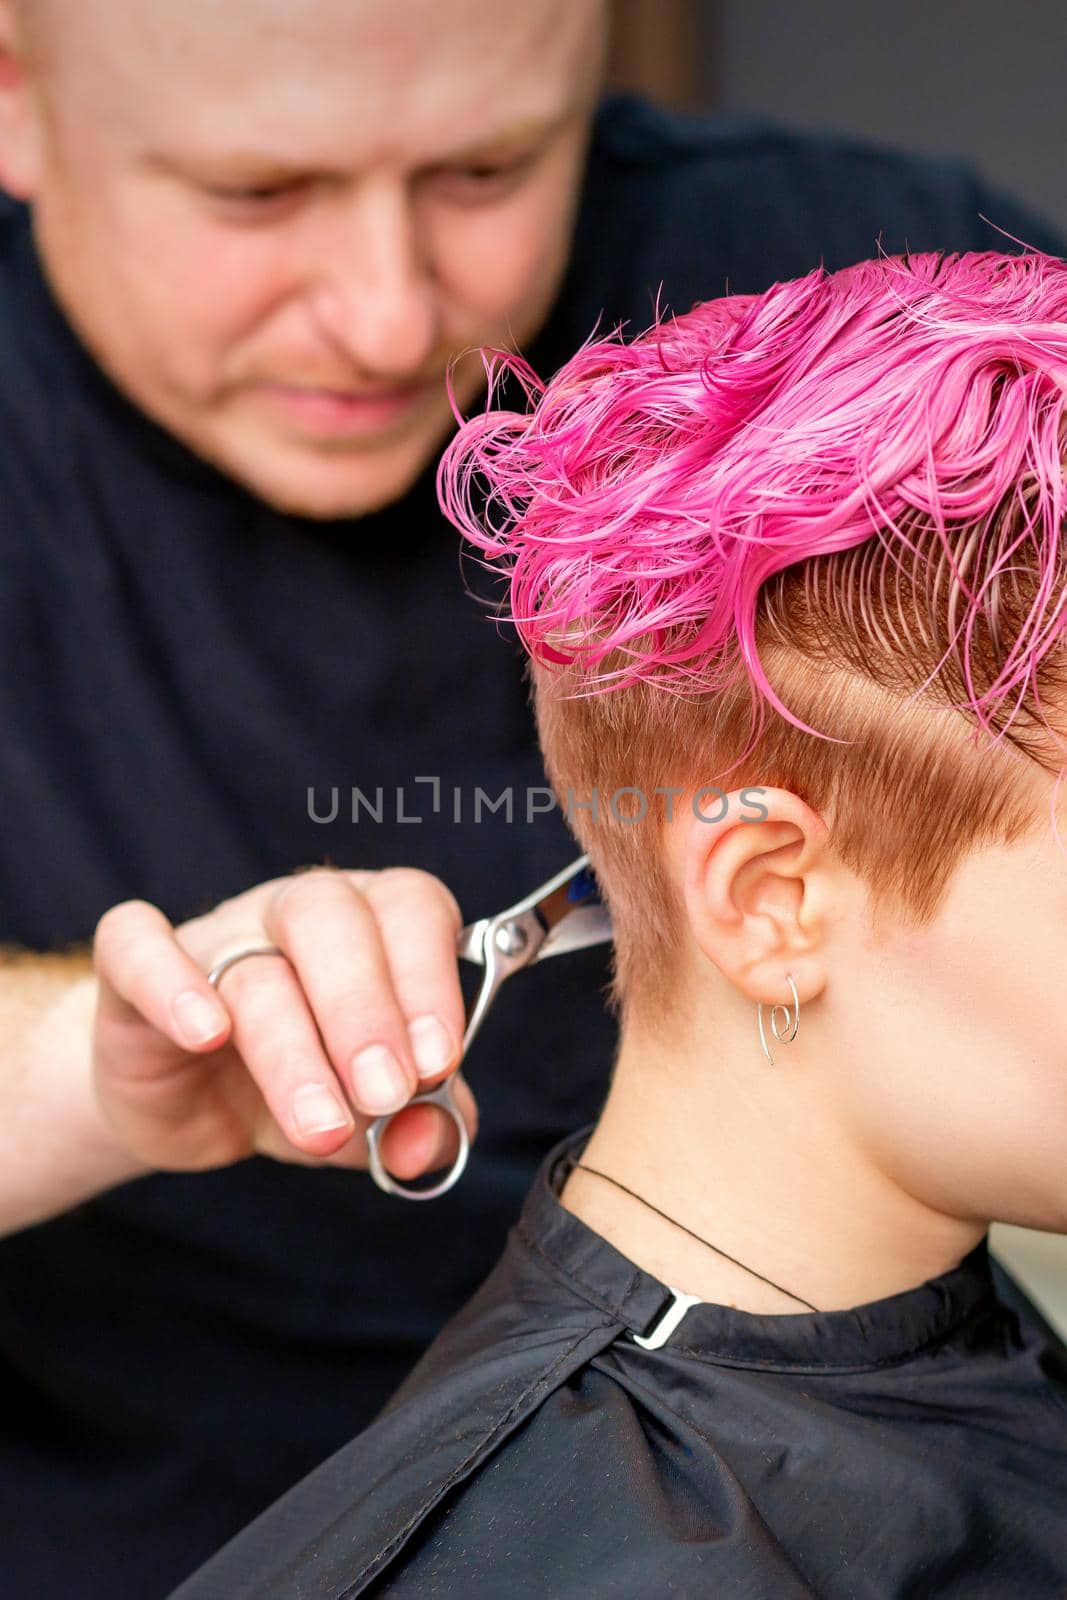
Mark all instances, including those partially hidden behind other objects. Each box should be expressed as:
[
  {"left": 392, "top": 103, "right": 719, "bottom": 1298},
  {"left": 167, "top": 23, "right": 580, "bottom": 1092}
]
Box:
[{"left": 757, "top": 974, "right": 800, "bottom": 1065}]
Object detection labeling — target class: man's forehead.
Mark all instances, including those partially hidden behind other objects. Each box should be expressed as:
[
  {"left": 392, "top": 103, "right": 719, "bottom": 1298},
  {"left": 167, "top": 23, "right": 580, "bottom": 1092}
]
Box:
[{"left": 30, "top": 0, "right": 606, "bottom": 162}]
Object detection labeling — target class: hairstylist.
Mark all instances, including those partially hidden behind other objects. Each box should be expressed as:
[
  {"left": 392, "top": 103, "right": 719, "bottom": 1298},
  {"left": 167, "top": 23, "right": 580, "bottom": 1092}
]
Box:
[{"left": 0, "top": 2, "right": 1061, "bottom": 1595}]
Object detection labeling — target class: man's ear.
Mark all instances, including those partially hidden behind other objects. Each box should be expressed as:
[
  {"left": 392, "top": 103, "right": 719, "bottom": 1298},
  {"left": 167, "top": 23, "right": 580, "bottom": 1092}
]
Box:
[
  {"left": 678, "top": 785, "right": 835, "bottom": 1009},
  {"left": 0, "top": 1, "right": 44, "bottom": 201}
]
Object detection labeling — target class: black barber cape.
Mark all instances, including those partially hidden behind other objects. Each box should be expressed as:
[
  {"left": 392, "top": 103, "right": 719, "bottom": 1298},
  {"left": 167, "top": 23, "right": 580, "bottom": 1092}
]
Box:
[
  {"left": 174, "top": 1130, "right": 1067, "bottom": 1600},
  {"left": 1, "top": 96, "right": 1065, "bottom": 1598}
]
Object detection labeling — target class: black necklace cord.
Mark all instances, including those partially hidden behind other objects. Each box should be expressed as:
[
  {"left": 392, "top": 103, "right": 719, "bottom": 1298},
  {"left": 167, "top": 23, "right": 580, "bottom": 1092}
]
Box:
[{"left": 574, "top": 1162, "right": 820, "bottom": 1314}]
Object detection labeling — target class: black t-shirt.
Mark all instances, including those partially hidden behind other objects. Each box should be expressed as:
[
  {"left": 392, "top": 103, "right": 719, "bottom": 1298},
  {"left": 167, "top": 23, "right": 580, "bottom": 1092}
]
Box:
[
  {"left": 171, "top": 1129, "right": 1067, "bottom": 1600},
  {"left": 0, "top": 97, "right": 1062, "bottom": 1598}
]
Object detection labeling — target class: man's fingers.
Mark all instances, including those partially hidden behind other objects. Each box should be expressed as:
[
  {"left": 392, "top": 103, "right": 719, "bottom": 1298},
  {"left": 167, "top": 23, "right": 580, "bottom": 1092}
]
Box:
[
  {"left": 94, "top": 869, "right": 474, "bottom": 1173},
  {"left": 214, "top": 953, "right": 358, "bottom": 1157},
  {"left": 94, "top": 900, "right": 231, "bottom": 1059},
  {"left": 262, "top": 868, "right": 464, "bottom": 1117},
  {"left": 360, "top": 869, "right": 465, "bottom": 1085}
]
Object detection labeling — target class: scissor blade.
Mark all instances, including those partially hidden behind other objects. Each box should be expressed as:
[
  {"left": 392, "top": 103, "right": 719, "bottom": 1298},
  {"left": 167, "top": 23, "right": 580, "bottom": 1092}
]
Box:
[
  {"left": 521, "top": 856, "right": 598, "bottom": 935},
  {"left": 455, "top": 856, "right": 613, "bottom": 970},
  {"left": 534, "top": 901, "right": 614, "bottom": 960},
  {"left": 527, "top": 856, "right": 612, "bottom": 960}
]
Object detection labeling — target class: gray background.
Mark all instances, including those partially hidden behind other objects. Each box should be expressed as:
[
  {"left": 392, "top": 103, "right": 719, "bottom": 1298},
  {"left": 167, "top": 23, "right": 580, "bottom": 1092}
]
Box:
[{"left": 700, "top": 1, "right": 1067, "bottom": 235}]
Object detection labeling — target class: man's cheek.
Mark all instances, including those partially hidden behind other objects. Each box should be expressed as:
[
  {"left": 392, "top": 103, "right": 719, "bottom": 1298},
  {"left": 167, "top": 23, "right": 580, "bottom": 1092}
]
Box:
[{"left": 116, "top": 202, "right": 287, "bottom": 344}]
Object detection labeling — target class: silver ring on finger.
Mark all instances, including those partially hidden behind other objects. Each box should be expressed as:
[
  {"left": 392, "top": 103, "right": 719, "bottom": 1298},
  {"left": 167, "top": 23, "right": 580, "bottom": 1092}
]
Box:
[{"left": 206, "top": 944, "right": 285, "bottom": 989}]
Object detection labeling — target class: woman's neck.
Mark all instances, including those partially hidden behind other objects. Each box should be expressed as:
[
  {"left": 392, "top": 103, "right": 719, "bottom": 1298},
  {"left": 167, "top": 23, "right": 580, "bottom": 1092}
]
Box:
[{"left": 559, "top": 1026, "right": 984, "bottom": 1315}]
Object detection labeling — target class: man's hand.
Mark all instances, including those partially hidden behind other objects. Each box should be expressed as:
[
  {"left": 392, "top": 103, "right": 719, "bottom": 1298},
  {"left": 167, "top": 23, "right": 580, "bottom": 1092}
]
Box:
[{"left": 92, "top": 868, "right": 476, "bottom": 1182}]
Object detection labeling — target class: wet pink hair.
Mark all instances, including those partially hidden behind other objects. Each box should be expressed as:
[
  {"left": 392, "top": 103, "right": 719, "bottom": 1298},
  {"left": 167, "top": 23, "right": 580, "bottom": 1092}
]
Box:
[
  {"left": 438, "top": 252, "right": 1067, "bottom": 1013},
  {"left": 441, "top": 251, "right": 1067, "bottom": 741}
]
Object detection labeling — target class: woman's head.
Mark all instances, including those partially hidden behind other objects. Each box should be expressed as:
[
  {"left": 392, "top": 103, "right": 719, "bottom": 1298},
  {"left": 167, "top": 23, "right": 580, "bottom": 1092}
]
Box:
[
  {"left": 441, "top": 251, "right": 1067, "bottom": 1004},
  {"left": 441, "top": 251, "right": 1067, "bottom": 1235}
]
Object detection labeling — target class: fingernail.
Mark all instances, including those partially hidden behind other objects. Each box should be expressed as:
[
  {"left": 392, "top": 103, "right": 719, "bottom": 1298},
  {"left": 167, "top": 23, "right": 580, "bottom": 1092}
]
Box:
[
  {"left": 292, "top": 1083, "right": 353, "bottom": 1138},
  {"left": 172, "top": 989, "right": 227, "bottom": 1048},
  {"left": 350, "top": 1044, "right": 410, "bottom": 1114},
  {"left": 408, "top": 1014, "right": 455, "bottom": 1080}
]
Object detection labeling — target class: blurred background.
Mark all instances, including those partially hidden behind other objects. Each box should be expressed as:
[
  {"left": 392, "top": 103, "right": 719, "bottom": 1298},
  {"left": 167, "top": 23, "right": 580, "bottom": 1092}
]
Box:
[
  {"left": 610, "top": 1, "right": 1067, "bottom": 235},
  {"left": 611, "top": 0, "right": 1067, "bottom": 1336}
]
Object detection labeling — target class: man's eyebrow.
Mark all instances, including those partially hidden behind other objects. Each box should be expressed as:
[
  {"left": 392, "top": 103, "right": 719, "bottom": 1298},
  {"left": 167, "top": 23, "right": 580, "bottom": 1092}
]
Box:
[
  {"left": 142, "top": 114, "right": 573, "bottom": 184},
  {"left": 142, "top": 150, "right": 317, "bottom": 181},
  {"left": 437, "top": 113, "right": 573, "bottom": 163}
]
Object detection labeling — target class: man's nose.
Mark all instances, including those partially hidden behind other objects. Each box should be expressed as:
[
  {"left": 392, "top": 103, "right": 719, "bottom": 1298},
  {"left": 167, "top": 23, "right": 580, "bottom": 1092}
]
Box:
[{"left": 306, "top": 180, "right": 440, "bottom": 378}]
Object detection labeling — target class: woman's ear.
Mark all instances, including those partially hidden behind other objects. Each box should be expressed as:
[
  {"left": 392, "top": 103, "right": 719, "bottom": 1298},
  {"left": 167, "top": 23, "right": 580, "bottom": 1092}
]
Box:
[
  {"left": 678, "top": 785, "right": 836, "bottom": 1009},
  {"left": 0, "top": 2, "right": 45, "bottom": 201}
]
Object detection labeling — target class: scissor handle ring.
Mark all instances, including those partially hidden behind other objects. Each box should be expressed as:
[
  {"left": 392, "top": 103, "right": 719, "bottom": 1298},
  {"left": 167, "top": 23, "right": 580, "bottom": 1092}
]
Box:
[{"left": 365, "top": 1079, "right": 471, "bottom": 1201}]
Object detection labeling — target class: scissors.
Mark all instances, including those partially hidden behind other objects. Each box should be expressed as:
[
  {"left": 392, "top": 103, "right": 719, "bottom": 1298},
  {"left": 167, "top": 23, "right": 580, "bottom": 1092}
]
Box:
[{"left": 365, "top": 855, "right": 613, "bottom": 1201}]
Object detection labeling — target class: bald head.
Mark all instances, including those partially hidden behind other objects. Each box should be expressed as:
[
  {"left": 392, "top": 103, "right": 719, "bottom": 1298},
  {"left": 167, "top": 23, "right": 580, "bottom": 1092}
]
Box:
[
  {"left": 13, "top": 0, "right": 606, "bottom": 142},
  {"left": 0, "top": 0, "right": 608, "bottom": 515}
]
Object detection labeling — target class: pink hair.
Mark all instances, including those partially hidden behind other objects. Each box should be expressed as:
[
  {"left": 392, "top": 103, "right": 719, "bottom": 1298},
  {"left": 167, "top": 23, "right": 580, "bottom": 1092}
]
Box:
[{"left": 439, "top": 252, "right": 1067, "bottom": 753}]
